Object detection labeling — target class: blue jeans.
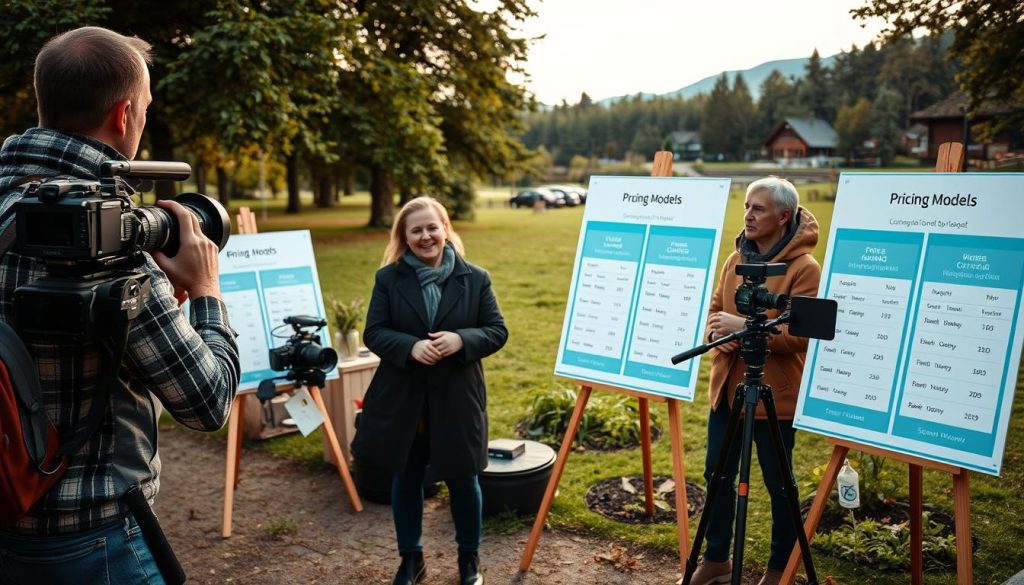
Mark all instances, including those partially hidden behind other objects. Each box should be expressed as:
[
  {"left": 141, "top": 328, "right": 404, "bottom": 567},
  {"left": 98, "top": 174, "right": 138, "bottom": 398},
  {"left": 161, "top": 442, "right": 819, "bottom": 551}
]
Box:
[
  {"left": 392, "top": 430, "right": 482, "bottom": 555},
  {"left": 703, "top": 401, "right": 798, "bottom": 571},
  {"left": 0, "top": 515, "right": 164, "bottom": 585}
]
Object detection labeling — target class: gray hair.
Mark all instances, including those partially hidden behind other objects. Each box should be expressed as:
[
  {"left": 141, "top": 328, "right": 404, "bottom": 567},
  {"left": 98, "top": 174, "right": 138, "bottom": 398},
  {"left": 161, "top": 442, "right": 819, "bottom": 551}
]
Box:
[{"left": 746, "top": 176, "right": 799, "bottom": 231}]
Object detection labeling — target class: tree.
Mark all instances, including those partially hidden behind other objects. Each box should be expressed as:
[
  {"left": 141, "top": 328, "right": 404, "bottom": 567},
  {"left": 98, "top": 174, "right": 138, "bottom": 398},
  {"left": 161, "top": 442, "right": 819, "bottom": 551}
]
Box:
[
  {"left": 757, "top": 70, "right": 803, "bottom": 139},
  {"left": 834, "top": 98, "right": 873, "bottom": 158},
  {"left": 355, "top": 0, "right": 535, "bottom": 224},
  {"left": 701, "top": 74, "right": 733, "bottom": 159},
  {"left": 800, "top": 49, "right": 831, "bottom": 120},
  {"left": 872, "top": 86, "right": 904, "bottom": 165},
  {"left": 729, "top": 74, "right": 756, "bottom": 160},
  {"left": 162, "top": 1, "right": 351, "bottom": 213},
  {"left": 853, "top": 0, "right": 1024, "bottom": 136}
]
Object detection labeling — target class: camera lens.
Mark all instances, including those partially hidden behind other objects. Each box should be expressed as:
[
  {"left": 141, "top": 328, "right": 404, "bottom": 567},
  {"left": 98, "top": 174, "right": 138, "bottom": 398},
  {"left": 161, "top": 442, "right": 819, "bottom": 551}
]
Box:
[
  {"left": 133, "top": 193, "right": 230, "bottom": 256},
  {"left": 295, "top": 343, "right": 338, "bottom": 372}
]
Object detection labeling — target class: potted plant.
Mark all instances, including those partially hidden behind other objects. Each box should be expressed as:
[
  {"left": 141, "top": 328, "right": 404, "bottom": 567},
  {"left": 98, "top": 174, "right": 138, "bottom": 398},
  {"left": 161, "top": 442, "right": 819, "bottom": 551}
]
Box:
[{"left": 327, "top": 295, "right": 365, "bottom": 361}]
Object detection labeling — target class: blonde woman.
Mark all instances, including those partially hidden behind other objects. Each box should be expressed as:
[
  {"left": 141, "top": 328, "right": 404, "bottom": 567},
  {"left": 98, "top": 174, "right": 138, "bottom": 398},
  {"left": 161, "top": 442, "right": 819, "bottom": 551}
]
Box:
[{"left": 352, "top": 196, "right": 507, "bottom": 585}]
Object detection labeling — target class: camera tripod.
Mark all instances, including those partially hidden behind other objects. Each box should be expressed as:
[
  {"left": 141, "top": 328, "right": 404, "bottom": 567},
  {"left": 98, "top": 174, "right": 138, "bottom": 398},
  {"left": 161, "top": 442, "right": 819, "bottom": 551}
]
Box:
[{"left": 674, "top": 310, "right": 818, "bottom": 585}]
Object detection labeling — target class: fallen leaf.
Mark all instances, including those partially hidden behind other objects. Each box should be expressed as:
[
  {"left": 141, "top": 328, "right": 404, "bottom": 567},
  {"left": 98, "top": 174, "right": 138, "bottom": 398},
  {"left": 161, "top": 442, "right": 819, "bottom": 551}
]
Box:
[{"left": 621, "top": 477, "right": 637, "bottom": 494}]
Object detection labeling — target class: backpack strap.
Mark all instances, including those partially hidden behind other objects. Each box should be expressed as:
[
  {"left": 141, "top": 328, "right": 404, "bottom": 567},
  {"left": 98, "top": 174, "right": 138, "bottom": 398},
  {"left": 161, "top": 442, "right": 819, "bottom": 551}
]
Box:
[{"left": 0, "top": 322, "right": 49, "bottom": 465}]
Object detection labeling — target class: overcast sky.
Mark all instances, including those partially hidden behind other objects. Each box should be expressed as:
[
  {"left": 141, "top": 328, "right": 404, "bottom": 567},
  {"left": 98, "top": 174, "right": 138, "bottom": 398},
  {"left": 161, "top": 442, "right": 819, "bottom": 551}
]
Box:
[{"left": 506, "top": 0, "right": 890, "bottom": 104}]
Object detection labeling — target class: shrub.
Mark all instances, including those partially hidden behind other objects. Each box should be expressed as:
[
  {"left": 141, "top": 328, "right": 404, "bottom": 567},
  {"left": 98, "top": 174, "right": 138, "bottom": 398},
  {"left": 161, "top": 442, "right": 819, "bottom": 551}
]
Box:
[
  {"left": 517, "top": 386, "right": 661, "bottom": 450},
  {"left": 815, "top": 512, "right": 957, "bottom": 571}
]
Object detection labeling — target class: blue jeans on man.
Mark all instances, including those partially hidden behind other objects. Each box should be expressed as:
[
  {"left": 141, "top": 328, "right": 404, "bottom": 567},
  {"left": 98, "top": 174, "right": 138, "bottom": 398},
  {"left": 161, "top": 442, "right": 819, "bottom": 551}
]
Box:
[
  {"left": 703, "top": 399, "right": 798, "bottom": 571},
  {"left": 0, "top": 515, "right": 164, "bottom": 584}
]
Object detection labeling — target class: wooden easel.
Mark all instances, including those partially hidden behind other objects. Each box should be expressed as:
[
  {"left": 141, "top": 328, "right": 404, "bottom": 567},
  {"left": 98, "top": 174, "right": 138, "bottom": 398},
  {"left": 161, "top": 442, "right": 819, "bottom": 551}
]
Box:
[
  {"left": 782, "top": 142, "right": 973, "bottom": 585},
  {"left": 221, "top": 207, "right": 363, "bottom": 539},
  {"left": 519, "top": 151, "right": 692, "bottom": 576}
]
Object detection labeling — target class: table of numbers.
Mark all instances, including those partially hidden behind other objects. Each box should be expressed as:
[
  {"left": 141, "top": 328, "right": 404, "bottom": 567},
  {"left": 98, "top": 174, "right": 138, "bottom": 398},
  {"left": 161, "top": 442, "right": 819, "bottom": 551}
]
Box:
[
  {"left": 220, "top": 272, "right": 272, "bottom": 384},
  {"left": 802, "top": 229, "right": 923, "bottom": 433},
  {"left": 623, "top": 226, "right": 715, "bottom": 386},
  {"left": 892, "top": 234, "right": 1024, "bottom": 456},
  {"left": 562, "top": 222, "right": 645, "bottom": 374}
]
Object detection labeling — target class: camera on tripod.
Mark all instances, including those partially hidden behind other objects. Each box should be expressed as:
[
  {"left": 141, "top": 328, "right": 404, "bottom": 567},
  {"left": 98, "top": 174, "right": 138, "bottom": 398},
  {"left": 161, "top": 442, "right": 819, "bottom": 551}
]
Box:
[
  {"left": 12, "top": 161, "right": 230, "bottom": 342},
  {"left": 259, "top": 316, "right": 339, "bottom": 399},
  {"left": 734, "top": 262, "right": 789, "bottom": 316},
  {"left": 733, "top": 262, "right": 836, "bottom": 340}
]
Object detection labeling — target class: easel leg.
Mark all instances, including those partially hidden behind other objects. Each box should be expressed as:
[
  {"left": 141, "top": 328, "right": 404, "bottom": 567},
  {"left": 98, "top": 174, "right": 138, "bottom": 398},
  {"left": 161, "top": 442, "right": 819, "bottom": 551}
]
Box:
[
  {"left": 519, "top": 385, "right": 592, "bottom": 572},
  {"left": 953, "top": 471, "right": 973, "bottom": 585},
  {"left": 910, "top": 464, "right": 923, "bottom": 585},
  {"left": 781, "top": 445, "right": 847, "bottom": 585},
  {"left": 308, "top": 385, "right": 364, "bottom": 513},
  {"left": 639, "top": 397, "right": 655, "bottom": 517},
  {"left": 233, "top": 395, "right": 245, "bottom": 488},
  {"left": 222, "top": 394, "right": 243, "bottom": 538},
  {"left": 667, "top": 398, "right": 690, "bottom": 576}
]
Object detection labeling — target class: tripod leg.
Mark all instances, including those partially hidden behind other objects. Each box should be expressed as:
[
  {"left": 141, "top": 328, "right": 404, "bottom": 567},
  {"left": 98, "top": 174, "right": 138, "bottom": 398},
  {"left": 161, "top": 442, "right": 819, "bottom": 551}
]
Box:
[
  {"left": 682, "top": 387, "right": 745, "bottom": 585},
  {"left": 761, "top": 391, "right": 817, "bottom": 585},
  {"left": 730, "top": 386, "right": 759, "bottom": 585}
]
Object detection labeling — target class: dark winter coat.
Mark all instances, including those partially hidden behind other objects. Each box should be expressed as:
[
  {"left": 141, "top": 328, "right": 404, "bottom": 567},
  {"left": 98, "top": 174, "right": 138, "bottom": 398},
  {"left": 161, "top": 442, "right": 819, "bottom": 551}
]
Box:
[{"left": 352, "top": 253, "right": 508, "bottom": 478}]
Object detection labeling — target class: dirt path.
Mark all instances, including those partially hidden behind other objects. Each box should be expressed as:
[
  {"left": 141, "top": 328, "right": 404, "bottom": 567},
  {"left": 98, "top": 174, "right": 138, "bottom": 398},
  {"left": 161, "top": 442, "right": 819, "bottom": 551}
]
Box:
[{"left": 155, "top": 425, "right": 687, "bottom": 584}]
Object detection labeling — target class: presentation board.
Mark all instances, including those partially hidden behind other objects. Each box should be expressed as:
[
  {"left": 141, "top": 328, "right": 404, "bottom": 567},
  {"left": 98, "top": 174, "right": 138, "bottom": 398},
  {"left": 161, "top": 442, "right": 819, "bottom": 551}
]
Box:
[
  {"left": 216, "top": 230, "right": 339, "bottom": 391},
  {"left": 554, "top": 176, "right": 730, "bottom": 400},
  {"left": 794, "top": 172, "right": 1024, "bottom": 475}
]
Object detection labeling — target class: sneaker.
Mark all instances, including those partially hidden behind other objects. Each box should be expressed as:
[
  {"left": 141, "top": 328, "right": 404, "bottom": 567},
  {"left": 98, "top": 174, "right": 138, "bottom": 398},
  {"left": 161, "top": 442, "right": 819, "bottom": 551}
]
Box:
[
  {"left": 756, "top": 569, "right": 783, "bottom": 585},
  {"left": 689, "top": 558, "right": 731, "bottom": 585},
  {"left": 458, "top": 550, "right": 484, "bottom": 585}
]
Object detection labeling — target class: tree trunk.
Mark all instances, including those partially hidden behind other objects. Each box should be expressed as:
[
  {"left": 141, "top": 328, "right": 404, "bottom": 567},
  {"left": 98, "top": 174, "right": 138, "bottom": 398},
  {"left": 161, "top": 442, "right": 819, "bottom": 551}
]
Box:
[
  {"left": 286, "top": 153, "right": 301, "bottom": 214},
  {"left": 342, "top": 168, "right": 354, "bottom": 196},
  {"left": 368, "top": 165, "right": 395, "bottom": 227},
  {"left": 399, "top": 185, "right": 413, "bottom": 206},
  {"left": 316, "top": 173, "right": 333, "bottom": 208},
  {"left": 147, "top": 117, "right": 177, "bottom": 200},
  {"left": 216, "top": 166, "right": 230, "bottom": 207},
  {"left": 194, "top": 159, "right": 207, "bottom": 194}
]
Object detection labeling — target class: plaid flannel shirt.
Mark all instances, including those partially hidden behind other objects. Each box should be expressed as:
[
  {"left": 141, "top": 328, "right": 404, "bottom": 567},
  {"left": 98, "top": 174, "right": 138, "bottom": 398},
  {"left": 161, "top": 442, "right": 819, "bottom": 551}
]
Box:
[{"left": 0, "top": 128, "right": 240, "bottom": 535}]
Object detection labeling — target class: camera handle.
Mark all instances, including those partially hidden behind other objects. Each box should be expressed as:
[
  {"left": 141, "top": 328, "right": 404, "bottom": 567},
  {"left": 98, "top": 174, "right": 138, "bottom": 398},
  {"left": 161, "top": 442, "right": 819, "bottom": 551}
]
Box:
[{"left": 674, "top": 313, "right": 819, "bottom": 585}]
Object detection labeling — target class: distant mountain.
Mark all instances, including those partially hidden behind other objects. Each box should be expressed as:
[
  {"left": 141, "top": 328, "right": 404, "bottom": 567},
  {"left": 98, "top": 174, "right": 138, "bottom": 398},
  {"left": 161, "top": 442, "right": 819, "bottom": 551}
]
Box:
[{"left": 593, "top": 53, "right": 838, "bottom": 106}]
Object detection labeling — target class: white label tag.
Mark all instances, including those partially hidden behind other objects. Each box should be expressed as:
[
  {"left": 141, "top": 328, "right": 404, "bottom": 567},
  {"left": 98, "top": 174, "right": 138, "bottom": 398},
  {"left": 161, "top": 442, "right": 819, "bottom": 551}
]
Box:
[{"left": 284, "top": 387, "right": 324, "bottom": 436}]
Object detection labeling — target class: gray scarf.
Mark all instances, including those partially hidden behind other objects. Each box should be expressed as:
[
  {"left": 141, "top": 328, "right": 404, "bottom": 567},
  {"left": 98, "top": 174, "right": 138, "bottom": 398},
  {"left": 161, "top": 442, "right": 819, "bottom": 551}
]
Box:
[{"left": 403, "top": 243, "right": 456, "bottom": 326}]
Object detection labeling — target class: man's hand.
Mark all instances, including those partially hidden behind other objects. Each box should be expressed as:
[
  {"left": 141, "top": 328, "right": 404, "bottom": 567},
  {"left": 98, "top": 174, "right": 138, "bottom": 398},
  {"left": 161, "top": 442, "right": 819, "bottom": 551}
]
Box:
[
  {"left": 411, "top": 339, "right": 443, "bottom": 365},
  {"left": 151, "top": 200, "right": 221, "bottom": 300},
  {"left": 428, "top": 331, "right": 464, "bottom": 357},
  {"left": 708, "top": 311, "right": 745, "bottom": 353}
]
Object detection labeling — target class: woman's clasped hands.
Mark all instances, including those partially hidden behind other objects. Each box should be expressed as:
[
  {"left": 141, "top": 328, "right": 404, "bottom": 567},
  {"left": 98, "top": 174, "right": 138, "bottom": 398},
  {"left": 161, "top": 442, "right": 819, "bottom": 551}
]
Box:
[{"left": 411, "top": 331, "right": 464, "bottom": 365}]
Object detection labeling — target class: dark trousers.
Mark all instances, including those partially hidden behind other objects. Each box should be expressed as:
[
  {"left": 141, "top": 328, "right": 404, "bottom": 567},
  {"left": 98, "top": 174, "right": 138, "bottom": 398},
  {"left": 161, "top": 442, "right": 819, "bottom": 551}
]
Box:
[
  {"left": 391, "top": 430, "right": 482, "bottom": 555},
  {"left": 703, "top": 399, "right": 797, "bottom": 571}
]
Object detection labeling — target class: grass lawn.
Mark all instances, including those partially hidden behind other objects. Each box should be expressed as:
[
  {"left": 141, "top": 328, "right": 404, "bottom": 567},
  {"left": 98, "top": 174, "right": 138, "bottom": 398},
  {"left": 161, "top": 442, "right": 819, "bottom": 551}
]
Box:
[{"left": 220, "top": 188, "right": 1024, "bottom": 584}]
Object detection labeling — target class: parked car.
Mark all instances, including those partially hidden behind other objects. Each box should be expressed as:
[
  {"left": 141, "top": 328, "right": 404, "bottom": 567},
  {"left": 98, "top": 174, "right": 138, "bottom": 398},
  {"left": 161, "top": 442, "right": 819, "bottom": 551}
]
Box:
[
  {"left": 543, "top": 185, "right": 581, "bottom": 207},
  {"left": 545, "top": 184, "right": 587, "bottom": 204},
  {"left": 510, "top": 188, "right": 564, "bottom": 208}
]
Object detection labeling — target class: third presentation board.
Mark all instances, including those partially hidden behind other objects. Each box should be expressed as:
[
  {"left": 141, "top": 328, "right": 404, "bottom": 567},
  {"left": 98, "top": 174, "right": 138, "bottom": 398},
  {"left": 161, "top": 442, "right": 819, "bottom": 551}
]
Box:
[{"left": 794, "top": 172, "right": 1024, "bottom": 475}]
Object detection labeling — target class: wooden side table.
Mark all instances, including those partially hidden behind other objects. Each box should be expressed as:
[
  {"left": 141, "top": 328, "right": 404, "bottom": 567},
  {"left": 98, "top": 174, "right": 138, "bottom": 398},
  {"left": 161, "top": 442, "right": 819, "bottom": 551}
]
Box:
[{"left": 319, "top": 351, "right": 380, "bottom": 465}]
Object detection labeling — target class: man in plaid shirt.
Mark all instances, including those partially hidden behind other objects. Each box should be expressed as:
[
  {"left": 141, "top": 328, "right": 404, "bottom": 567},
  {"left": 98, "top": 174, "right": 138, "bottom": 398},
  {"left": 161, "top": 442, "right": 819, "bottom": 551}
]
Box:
[{"left": 0, "top": 27, "right": 240, "bottom": 583}]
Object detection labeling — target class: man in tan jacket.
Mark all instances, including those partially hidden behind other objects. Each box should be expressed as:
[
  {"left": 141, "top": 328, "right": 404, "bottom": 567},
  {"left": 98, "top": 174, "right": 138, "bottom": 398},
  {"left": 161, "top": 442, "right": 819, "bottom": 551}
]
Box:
[{"left": 691, "top": 177, "right": 821, "bottom": 585}]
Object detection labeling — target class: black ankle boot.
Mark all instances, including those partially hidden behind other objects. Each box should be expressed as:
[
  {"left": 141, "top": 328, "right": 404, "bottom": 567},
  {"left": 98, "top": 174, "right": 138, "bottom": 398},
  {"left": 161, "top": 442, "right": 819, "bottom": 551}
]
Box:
[
  {"left": 458, "top": 551, "right": 483, "bottom": 585},
  {"left": 391, "top": 551, "right": 425, "bottom": 585}
]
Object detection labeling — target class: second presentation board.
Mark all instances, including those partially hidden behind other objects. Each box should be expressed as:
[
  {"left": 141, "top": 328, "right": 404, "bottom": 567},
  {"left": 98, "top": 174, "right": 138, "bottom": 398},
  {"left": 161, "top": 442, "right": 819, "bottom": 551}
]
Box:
[{"left": 554, "top": 176, "right": 730, "bottom": 400}]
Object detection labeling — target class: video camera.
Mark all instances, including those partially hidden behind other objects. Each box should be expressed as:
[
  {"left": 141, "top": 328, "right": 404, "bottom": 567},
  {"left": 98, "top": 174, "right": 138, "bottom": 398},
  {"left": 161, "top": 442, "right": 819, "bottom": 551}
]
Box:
[
  {"left": 11, "top": 161, "right": 230, "bottom": 342},
  {"left": 258, "top": 316, "right": 339, "bottom": 399},
  {"left": 732, "top": 262, "right": 836, "bottom": 340}
]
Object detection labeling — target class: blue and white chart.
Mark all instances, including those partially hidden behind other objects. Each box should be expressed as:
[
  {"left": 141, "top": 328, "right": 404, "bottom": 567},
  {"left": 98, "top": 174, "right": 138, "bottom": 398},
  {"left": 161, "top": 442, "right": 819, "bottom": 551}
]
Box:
[
  {"left": 218, "top": 230, "right": 338, "bottom": 391},
  {"left": 554, "top": 176, "right": 730, "bottom": 400},
  {"left": 794, "top": 173, "right": 1024, "bottom": 475}
]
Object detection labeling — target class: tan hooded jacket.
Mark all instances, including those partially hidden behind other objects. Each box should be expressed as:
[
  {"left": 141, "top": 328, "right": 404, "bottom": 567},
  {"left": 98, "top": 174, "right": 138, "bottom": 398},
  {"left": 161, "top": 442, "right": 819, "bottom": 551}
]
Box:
[{"left": 706, "top": 206, "right": 821, "bottom": 420}]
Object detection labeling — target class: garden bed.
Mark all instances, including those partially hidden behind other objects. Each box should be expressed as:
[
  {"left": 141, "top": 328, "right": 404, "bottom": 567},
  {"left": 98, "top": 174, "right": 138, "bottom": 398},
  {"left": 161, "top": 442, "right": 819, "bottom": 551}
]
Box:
[{"left": 585, "top": 475, "right": 706, "bottom": 524}]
